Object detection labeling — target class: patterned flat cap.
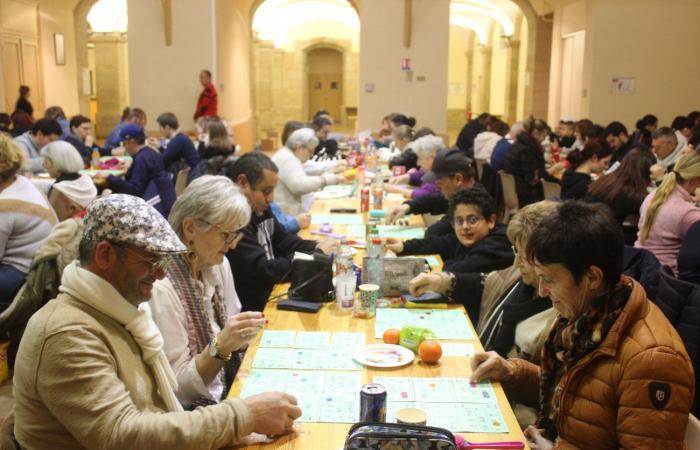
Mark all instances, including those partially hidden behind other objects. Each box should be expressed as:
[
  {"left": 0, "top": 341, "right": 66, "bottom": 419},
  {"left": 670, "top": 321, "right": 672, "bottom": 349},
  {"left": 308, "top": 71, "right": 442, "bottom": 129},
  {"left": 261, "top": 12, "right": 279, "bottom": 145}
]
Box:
[{"left": 83, "top": 194, "right": 186, "bottom": 254}]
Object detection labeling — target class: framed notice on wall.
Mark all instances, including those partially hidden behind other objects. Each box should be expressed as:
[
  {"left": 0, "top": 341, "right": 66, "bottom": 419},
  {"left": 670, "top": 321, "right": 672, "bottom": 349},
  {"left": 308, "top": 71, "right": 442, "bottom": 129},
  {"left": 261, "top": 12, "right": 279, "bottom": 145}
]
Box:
[
  {"left": 54, "top": 33, "right": 65, "bottom": 66},
  {"left": 611, "top": 77, "right": 634, "bottom": 95}
]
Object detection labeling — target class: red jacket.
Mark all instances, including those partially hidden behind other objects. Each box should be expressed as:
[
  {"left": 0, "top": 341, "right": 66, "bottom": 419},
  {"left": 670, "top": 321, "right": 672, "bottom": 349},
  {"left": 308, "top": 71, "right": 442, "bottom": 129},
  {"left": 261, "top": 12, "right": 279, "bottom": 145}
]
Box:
[{"left": 194, "top": 83, "right": 217, "bottom": 119}]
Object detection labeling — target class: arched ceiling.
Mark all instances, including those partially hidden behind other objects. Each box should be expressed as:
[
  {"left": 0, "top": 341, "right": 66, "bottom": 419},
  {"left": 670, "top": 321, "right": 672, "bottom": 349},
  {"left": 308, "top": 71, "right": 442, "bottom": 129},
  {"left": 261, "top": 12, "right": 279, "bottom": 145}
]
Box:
[
  {"left": 86, "top": 0, "right": 127, "bottom": 32},
  {"left": 252, "top": 0, "right": 359, "bottom": 48},
  {"left": 450, "top": 0, "right": 523, "bottom": 45}
]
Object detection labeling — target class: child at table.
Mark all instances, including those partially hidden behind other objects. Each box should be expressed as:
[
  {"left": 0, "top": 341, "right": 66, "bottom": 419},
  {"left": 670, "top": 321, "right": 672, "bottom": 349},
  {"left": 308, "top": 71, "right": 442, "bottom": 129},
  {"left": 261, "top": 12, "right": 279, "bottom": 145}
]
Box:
[{"left": 385, "top": 186, "right": 514, "bottom": 322}]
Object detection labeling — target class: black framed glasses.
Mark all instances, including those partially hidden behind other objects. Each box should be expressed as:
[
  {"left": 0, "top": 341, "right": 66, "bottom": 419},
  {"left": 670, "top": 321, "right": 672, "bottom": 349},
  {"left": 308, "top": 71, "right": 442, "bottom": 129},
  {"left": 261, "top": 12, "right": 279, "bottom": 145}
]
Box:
[
  {"left": 197, "top": 219, "right": 243, "bottom": 245},
  {"left": 453, "top": 215, "right": 483, "bottom": 228}
]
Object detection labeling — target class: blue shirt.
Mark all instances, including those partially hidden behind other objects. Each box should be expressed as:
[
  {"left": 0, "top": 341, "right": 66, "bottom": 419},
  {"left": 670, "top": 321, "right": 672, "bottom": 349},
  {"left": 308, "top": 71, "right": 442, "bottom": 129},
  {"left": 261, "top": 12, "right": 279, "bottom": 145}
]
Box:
[
  {"left": 103, "top": 122, "right": 126, "bottom": 153},
  {"left": 270, "top": 202, "right": 300, "bottom": 234},
  {"left": 162, "top": 132, "right": 200, "bottom": 169},
  {"left": 490, "top": 138, "right": 512, "bottom": 173},
  {"left": 107, "top": 146, "right": 167, "bottom": 197}
]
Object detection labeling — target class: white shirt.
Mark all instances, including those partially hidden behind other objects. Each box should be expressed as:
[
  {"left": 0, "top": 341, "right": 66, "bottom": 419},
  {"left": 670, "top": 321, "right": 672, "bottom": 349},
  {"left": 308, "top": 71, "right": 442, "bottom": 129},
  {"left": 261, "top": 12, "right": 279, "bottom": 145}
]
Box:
[{"left": 147, "top": 260, "right": 241, "bottom": 407}]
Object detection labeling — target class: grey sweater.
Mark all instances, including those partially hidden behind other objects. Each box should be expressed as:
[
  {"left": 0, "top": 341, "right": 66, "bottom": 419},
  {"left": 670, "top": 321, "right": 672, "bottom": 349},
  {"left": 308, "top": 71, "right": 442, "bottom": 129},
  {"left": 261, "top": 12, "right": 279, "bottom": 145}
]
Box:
[{"left": 13, "top": 131, "right": 45, "bottom": 173}]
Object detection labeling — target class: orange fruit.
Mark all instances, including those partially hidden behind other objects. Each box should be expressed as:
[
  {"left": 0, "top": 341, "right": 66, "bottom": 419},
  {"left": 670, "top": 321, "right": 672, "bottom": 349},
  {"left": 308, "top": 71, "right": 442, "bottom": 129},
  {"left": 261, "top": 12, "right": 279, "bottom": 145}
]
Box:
[
  {"left": 383, "top": 328, "right": 401, "bottom": 345},
  {"left": 418, "top": 340, "right": 442, "bottom": 364}
]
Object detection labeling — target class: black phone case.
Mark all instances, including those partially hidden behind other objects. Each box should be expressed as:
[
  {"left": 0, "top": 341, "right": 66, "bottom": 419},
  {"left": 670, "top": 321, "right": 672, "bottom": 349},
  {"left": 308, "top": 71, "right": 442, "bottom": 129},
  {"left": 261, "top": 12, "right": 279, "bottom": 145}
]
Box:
[{"left": 277, "top": 298, "right": 323, "bottom": 313}]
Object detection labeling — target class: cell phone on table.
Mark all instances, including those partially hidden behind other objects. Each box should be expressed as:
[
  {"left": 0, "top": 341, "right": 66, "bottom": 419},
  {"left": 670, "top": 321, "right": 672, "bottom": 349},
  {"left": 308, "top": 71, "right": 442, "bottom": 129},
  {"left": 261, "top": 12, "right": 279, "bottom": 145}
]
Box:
[
  {"left": 401, "top": 292, "right": 446, "bottom": 303},
  {"left": 330, "top": 208, "right": 357, "bottom": 213}
]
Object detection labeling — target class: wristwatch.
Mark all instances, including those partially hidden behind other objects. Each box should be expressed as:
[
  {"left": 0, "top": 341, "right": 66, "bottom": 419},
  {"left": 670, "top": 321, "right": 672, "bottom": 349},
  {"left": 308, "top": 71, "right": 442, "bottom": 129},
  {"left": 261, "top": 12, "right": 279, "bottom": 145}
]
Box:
[{"left": 208, "top": 336, "right": 232, "bottom": 362}]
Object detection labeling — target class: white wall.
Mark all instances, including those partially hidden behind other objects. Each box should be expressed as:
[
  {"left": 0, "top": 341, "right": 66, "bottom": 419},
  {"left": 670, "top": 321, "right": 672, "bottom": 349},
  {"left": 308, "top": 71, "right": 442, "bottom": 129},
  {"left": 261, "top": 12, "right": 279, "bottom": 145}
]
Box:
[
  {"left": 127, "top": 0, "right": 214, "bottom": 131},
  {"left": 359, "top": 0, "right": 450, "bottom": 133}
]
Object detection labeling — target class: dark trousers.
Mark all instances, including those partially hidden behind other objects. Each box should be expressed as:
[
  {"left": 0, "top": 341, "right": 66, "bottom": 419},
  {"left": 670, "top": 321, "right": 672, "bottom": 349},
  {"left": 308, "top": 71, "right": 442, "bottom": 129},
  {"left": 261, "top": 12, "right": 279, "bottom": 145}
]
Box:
[{"left": 0, "top": 264, "right": 26, "bottom": 311}]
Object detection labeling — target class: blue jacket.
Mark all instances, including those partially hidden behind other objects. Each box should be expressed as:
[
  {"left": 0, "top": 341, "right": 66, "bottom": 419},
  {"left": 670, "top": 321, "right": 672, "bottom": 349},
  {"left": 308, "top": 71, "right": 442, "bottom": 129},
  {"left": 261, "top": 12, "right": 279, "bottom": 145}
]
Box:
[
  {"left": 162, "top": 132, "right": 200, "bottom": 170},
  {"left": 489, "top": 137, "right": 511, "bottom": 173},
  {"left": 270, "top": 202, "right": 300, "bottom": 234},
  {"left": 103, "top": 122, "right": 126, "bottom": 153}
]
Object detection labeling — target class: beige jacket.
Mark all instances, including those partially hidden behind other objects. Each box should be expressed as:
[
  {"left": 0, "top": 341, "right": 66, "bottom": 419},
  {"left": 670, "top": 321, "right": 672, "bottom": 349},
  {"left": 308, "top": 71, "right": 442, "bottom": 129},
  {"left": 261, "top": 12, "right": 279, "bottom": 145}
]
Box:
[{"left": 13, "top": 278, "right": 254, "bottom": 449}]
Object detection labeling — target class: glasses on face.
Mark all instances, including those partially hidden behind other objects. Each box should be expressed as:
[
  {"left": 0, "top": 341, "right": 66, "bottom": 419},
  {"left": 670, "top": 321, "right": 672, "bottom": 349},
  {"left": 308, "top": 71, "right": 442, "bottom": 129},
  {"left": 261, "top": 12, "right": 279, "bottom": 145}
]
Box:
[
  {"left": 453, "top": 215, "right": 483, "bottom": 228},
  {"left": 198, "top": 219, "right": 243, "bottom": 245},
  {"left": 117, "top": 245, "right": 171, "bottom": 273}
]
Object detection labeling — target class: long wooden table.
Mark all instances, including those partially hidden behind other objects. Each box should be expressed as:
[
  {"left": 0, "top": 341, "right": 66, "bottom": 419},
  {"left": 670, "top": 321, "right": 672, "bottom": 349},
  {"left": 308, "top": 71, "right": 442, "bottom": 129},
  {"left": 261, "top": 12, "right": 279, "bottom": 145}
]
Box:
[{"left": 229, "top": 189, "right": 528, "bottom": 449}]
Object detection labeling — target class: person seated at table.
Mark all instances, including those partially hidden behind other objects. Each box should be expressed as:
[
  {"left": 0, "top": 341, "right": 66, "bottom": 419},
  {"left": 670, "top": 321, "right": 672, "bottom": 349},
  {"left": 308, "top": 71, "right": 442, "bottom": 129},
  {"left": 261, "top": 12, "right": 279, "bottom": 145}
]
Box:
[
  {"left": 311, "top": 114, "right": 338, "bottom": 161},
  {"left": 385, "top": 134, "right": 444, "bottom": 200},
  {"left": 103, "top": 106, "right": 147, "bottom": 154},
  {"left": 191, "top": 118, "right": 236, "bottom": 180},
  {"left": 470, "top": 201, "right": 694, "bottom": 450},
  {"left": 12, "top": 194, "right": 301, "bottom": 449},
  {"left": 37, "top": 140, "right": 86, "bottom": 186},
  {"left": 104, "top": 123, "right": 176, "bottom": 217},
  {"left": 13, "top": 118, "right": 62, "bottom": 173},
  {"left": 149, "top": 176, "right": 265, "bottom": 408},
  {"left": 383, "top": 125, "right": 417, "bottom": 170},
  {"left": 386, "top": 148, "right": 477, "bottom": 239},
  {"left": 560, "top": 139, "right": 613, "bottom": 200},
  {"left": 635, "top": 149, "right": 700, "bottom": 274},
  {"left": 225, "top": 152, "right": 338, "bottom": 312},
  {"left": 152, "top": 112, "right": 200, "bottom": 180},
  {"left": 0, "top": 135, "right": 57, "bottom": 308},
  {"left": 64, "top": 115, "right": 101, "bottom": 166},
  {"left": 271, "top": 128, "right": 346, "bottom": 215},
  {"left": 385, "top": 187, "right": 514, "bottom": 321},
  {"left": 44, "top": 105, "right": 70, "bottom": 138},
  {"left": 504, "top": 117, "right": 565, "bottom": 207},
  {"left": 584, "top": 148, "right": 656, "bottom": 245}
]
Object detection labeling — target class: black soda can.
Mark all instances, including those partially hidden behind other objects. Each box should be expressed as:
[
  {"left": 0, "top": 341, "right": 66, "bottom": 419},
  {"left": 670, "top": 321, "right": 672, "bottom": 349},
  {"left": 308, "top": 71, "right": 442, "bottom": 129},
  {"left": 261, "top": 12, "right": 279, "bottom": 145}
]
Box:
[{"left": 360, "top": 383, "right": 386, "bottom": 422}]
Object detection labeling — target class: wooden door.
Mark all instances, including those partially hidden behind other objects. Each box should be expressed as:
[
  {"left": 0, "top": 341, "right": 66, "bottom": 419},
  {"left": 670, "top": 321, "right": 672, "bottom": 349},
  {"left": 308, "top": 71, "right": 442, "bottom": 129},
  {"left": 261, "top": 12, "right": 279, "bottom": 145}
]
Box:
[
  {"left": 308, "top": 73, "right": 342, "bottom": 120},
  {"left": 20, "top": 40, "right": 42, "bottom": 113},
  {"left": 559, "top": 31, "right": 585, "bottom": 120},
  {"left": 1, "top": 37, "right": 22, "bottom": 112}
]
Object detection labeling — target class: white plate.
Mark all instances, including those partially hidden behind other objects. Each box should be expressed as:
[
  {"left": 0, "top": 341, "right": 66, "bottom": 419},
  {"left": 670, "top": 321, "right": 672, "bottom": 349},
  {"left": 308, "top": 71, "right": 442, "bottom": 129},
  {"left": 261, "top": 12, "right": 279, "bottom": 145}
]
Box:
[{"left": 352, "top": 343, "right": 414, "bottom": 368}]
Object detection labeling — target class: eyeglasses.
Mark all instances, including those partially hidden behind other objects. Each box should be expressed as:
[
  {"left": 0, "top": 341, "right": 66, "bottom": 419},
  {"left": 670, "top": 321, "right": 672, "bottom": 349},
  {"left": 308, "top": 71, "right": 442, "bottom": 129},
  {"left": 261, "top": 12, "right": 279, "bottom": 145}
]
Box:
[
  {"left": 117, "top": 245, "right": 171, "bottom": 273},
  {"left": 197, "top": 219, "right": 243, "bottom": 245},
  {"left": 453, "top": 215, "right": 483, "bottom": 228}
]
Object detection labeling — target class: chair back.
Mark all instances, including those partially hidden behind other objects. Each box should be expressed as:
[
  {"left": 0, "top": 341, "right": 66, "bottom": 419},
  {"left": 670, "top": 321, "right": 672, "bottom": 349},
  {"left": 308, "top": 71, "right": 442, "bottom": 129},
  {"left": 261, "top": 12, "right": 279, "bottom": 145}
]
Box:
[
  {"left": 686, "top": 414, "right": 700, "bottom": 448},
  {"left": 175, "top": 168, "right": 190, "bottom": 197},
  {"left": 475, "top": 158, "right": 487, "bottom": 181},
  {"left": 498, "top": 171, "right": 519, "bottom": 222},
  {"left": 541, "top": 180, "right": 561, "bottom": 199}
]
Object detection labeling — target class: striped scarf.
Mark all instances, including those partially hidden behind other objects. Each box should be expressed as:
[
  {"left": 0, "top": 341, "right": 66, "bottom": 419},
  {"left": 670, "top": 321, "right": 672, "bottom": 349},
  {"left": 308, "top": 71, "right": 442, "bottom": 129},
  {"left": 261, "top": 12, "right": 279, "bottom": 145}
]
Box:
[
  {"left": 537, "top": 279, "right": 631, "bottom": 440},
  {"left": 165, "top": 254, "right": 228, "bottom": 404}
]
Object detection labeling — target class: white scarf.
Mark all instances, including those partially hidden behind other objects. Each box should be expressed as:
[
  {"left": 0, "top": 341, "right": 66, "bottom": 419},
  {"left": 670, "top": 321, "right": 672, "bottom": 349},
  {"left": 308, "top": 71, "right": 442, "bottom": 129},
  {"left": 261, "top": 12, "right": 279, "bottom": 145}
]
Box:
[
  {"left": 60, "top": 261, "right": 183, "bottom": 412},
  {"left": 657, "top": 140, "right": 685, "bottom": 169}
]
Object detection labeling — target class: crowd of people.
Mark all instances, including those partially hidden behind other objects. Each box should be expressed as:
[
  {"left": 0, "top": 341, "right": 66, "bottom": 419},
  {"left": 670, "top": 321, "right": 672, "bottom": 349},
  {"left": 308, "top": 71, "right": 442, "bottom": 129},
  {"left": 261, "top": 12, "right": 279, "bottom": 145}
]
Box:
[{"left": 0, "top": 75, "right": 698, "bottom": 449}]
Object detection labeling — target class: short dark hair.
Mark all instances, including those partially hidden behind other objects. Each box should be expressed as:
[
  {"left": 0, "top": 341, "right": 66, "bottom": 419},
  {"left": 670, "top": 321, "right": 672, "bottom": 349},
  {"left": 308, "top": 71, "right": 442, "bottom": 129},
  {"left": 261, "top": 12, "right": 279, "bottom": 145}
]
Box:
[
  {"left": 225, "top": 151, "right": 278, "bottom": 188},
  {"left": 19, "top": 85, "right": 30, "bottom": 96},
  {"left": 157, "top": 112, "right": 179, "bottom": 129},
  {"left": 312, "top": 115, "right": 332, "bottom": 131},
  {"left": 652, "top": 126, "right": 677, "bottom": 143},
  {"left": 449, "top": 186, "right": 496, "bottom": 219},
  {"left": 0, "top": 113, "right": 10, "bottom": 126},
  {"left": 605, "top": 121, "right": 628, "bottom": 138},
  {"left": 671, "top": 115, "right": 691, "bottom": 131},
  {"left": 391, "top": 114, "right": 416, "bottom": 128},
  {"left": 201, "top": 69, "right": 212, "bottom": 78},
  {"left": 69, "top": 115, "right": 91, "bottom": 130},
  {"left": 45, "top": 106, "right": 66, "bottom": 120},
  {"left": 32, "top": 118, "right": 62, "bottom": 137},
  {"left": 526, "top": 200, "right": 623, "bottom": 288}
]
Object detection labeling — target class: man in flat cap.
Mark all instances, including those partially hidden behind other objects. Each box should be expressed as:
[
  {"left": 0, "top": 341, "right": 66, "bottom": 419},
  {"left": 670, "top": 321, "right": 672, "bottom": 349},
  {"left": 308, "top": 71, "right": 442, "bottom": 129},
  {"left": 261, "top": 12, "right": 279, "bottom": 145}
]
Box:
[
  {"left": 102, "top": 123, "right": 176, "bottom": 217},
  {"left": 12, "top": 194, "right": 301, "bottom": 450}
]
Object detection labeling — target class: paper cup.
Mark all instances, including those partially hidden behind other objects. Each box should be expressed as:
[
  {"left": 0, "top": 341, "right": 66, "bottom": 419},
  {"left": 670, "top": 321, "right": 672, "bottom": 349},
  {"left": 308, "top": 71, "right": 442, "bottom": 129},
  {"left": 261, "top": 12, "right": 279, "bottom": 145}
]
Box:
[
  {"left": 396, "top": 407, "right": 427, "bottom": 426},
  {"left": 354, "top": 283, "right": 379, "bottom": 319}
]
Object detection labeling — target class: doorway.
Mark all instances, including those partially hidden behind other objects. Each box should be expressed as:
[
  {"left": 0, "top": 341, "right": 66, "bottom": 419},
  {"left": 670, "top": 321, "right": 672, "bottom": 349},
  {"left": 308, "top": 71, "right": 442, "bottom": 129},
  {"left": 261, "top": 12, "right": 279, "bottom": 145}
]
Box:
[
  {"left": 306, "top": 47, "right": 343, "bottom": 121},
  {"left": 559, "top": 31, "right": 585, "bottom": 119}
]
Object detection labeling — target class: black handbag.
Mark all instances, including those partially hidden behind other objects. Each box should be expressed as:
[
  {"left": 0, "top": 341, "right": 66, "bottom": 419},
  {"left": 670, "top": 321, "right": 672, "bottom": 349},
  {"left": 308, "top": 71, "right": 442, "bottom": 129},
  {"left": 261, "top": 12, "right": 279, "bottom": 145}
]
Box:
[
  {"left": 344, "top": 422, "right": 458, "bottom": 449},
  {"left": 288, "top": 252, "right": 334, "bottom": 302}
]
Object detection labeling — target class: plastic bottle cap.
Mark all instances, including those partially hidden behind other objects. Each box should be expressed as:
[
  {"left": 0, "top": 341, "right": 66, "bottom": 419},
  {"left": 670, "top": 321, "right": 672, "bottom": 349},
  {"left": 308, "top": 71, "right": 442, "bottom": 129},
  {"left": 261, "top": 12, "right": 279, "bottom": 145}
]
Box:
[{"left": 371, "top": 237, "right": 381, "bottom": 244}]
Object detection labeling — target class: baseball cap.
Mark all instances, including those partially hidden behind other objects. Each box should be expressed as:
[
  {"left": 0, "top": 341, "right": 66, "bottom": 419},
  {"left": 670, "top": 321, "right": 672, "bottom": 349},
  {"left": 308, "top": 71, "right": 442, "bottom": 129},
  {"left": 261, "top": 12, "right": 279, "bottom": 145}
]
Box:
[
  {"left": 422, "top": 148, "right": 474, "bottom": 183},
  {"left": 82, "top": 194, "right": 186, "bottom": 254},
  {"left": 119, "top": 123, "right": 146, "bottom": 141}
]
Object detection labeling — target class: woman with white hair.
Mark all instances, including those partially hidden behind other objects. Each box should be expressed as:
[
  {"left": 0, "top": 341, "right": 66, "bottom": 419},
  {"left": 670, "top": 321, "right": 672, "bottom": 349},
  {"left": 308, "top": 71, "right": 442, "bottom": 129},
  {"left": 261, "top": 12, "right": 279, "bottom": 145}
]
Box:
[
  {"left": 385, "top": 135, "right": 444, "bottom": 199},
  {"left": 149, "top": 175, "right": 266, "bottom": 407},
  {"left": 271, "top": 127, "right": 346, "bottom": 214}
]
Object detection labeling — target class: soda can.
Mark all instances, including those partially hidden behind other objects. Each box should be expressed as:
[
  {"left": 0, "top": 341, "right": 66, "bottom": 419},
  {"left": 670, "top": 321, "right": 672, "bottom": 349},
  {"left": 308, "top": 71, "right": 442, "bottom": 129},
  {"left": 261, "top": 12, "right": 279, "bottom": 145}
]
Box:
[
  {"left": 360, "top": 188, "right": 370, "bottom": 212},
  {"left": 392, "top": 165, "right": 406, "bottom": 176},
  {"left": 360, "top": 383, "right": 387, "bottom": 422}
]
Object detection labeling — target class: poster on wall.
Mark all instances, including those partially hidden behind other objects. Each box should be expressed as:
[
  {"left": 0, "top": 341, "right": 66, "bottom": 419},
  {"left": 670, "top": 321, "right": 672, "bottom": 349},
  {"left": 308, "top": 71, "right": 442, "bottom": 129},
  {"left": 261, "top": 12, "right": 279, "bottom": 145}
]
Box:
[
  {"left": 54, "top": 33, "right": 65, "bottom": 66},
  {"left": 611, "top": 77, "right": 634, "bottom": 95}
]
